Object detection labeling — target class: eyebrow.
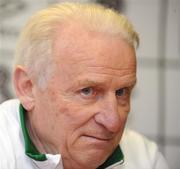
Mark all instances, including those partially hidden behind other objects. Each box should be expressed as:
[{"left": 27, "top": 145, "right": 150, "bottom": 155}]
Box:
[
  {"left": 77, "top": 78, "right": 137, "bottom": 88},
  {"left": 129, "top": 79, "right": 137, "bottom": 88},
  {"left": 77, "top": 79, "right": 105, "bottom": 87}
]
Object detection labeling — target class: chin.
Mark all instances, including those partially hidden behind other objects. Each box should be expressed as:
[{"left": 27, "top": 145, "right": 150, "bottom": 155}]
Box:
[
  {"left": 72, "top": 148, "right": 111, "bottom": 169},
  {"left": 67, "top": 137, "right": 117, "bottom": 168}
]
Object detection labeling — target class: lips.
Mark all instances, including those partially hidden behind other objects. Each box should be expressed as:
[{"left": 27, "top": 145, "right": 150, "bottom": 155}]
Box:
[{"left": 82, "top": 134, "right": 113, "bottom": 142}]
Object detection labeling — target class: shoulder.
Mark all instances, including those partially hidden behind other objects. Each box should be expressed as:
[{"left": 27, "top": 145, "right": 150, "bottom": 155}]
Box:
[
  {"left": 119, "top": 129, "right": 169, "bottom": 169},
  {"left": 121, "top": 129, "right": 158, "bottom": 152},
  {"left": 0, "top": 99, "right": 23, "bottom": 167},
  {"left": 0, "top": 99, "right": 21, "bottom": 129},
  {"left": 0, "top": 99, "right": 20, "bottom": 114},
  {"left": 0, "top": 99, "right": 20, "bottom": 126},
  {"left": 0, "top": 99, "right": 20, "bottom": 133}
]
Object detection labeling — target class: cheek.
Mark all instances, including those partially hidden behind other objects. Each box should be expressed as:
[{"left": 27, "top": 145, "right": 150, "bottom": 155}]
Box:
[
  {"left": 120, "top": 115, "right": 128, "bottom": 130},
  {"left": 52, "top": 102, "right": 90, "bottom": 139},
  {"left": 118, "top": 109, "right": 129, "bottom": 132},
  {"left": 53, "top": 105, "right": 94, "bottom": 156}
]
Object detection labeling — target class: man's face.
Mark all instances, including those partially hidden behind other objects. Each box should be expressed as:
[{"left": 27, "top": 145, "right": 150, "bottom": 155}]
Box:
[{"left": 31, "top": 24, "right": 136, "bottom": 169}]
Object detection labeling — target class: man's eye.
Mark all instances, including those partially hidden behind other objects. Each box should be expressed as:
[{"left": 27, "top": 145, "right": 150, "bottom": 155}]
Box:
[
  {"left": 115, "top": 88, "right": 126, "bottom": 97},
  {"left": 80, "top": 87, "right": 94, "bottom": 97}
]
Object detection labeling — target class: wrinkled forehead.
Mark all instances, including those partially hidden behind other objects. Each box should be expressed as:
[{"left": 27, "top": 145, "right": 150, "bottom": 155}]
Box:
[{"left": 52, "top": 22, "right": 136, "bottom": 67}]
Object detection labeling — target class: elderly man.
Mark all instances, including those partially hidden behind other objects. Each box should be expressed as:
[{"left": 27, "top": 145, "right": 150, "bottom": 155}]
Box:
[{"left": 0, "top": 2, "right": 169, "bottom": 169}]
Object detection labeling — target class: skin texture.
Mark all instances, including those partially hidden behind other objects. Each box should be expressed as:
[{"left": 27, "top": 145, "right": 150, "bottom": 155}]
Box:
[{"left": 14, "top": 23, "right": 136, "bottom": 169}]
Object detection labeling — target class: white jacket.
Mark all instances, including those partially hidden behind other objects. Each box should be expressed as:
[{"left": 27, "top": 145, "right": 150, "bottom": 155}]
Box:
[{"left": 0, "top": 99, "right": 169, "bottom": 169}]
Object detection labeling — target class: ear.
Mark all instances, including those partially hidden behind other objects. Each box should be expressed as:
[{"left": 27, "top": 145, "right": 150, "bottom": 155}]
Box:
[{"left": 13, "top": 66, "right": 35, "bottom": 111}]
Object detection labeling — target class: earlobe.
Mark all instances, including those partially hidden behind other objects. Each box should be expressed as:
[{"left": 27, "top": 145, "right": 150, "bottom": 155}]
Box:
[{"left": 13, "top": 66, "right": 35, "bottom": 111}]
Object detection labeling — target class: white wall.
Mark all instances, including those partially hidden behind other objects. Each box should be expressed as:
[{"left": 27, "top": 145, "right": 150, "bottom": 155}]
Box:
[{"left": 123, "top": 0, "right": 180, "bottom": 168}]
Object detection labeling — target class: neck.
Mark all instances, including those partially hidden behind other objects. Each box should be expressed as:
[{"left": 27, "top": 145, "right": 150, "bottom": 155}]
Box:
[
  {"left": 25, "top": 113, "right": 58, "bottom": 154},
  {"left": 62, "top": 158, "right": 96, "bottom": 169}
]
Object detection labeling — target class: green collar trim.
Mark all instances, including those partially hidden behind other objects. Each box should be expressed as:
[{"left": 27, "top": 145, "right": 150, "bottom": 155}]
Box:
[
  {"left": 19, "top": 104, "right": 124, "bottom": 168},
  {"left": 19, "top": 104, "right": 47, "bottom": 161},
  {"left": 97, "top": 146, "right": 124, "bottom": 169}
]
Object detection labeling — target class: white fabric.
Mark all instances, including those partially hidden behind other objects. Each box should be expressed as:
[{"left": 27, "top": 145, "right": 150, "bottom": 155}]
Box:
[
  {"left": 0, "top": 99, "right": 169, "bottom": 169},
  {"left": 119, "top": 130, "right": 169, "bottom": 169}
]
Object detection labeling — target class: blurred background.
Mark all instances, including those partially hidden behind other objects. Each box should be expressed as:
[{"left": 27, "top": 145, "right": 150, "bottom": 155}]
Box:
[{"left": 0, "top": 0, "right": 179, "bottom": 168}]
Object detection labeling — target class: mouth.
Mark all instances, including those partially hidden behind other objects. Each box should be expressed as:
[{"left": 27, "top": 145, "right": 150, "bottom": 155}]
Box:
[{"left": 82, "top": 135, "right": 112, "bottom": 142}]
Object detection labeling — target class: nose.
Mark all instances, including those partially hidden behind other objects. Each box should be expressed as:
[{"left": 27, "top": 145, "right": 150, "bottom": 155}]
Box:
[{"left": 94, "top": 94, "right": 124, "bottom": 133}]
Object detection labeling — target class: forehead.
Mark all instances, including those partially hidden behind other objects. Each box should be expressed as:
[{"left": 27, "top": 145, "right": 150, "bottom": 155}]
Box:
[
  {"left": 53, "top": 23, "right": 135, "bottom": 64},
  {"left": 52, "top": 23, "right": 136, "bottom": 86}
]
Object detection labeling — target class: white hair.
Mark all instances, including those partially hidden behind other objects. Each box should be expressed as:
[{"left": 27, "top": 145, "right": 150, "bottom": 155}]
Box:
[{"left": 15, "top": 2, "right": 139, "bottom": 89}]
